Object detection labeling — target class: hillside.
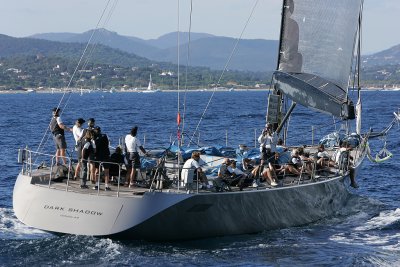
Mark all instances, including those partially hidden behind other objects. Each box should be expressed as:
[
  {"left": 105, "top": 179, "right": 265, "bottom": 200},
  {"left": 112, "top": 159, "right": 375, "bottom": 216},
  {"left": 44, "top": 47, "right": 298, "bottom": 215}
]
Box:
[
  {"left": 148, "top": 37, "right": 278, "bottom": 72},
  {"left": 0, "top": 34, "right": 271, "bottom": 90},
  {"left": 30, "top": 29, "right": 278, "bottom": 72},
  {"left": 0, "top": 34, "right": 154, "bottom": 68},
  {"left": 362, "top": 44, "right": 400, "bottom": 67},
  {"left": 2, "top": 30, "right": 400, "bottom": 90}
]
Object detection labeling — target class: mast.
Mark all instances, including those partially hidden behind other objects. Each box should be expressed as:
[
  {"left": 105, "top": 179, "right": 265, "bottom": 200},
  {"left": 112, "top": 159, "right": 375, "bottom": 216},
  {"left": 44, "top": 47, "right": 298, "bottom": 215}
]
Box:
[
  {"left": 267, "top": 0, "right": 289, "bottom": 135},
  {"left": 276, "top": 0, "right": 288, "bottom": 71},
  {"left": 356, "top": 1, "right": 364, "bottom": 134},
  {"left": 148, "top": 74, "right": 152, "bottom": 90}
]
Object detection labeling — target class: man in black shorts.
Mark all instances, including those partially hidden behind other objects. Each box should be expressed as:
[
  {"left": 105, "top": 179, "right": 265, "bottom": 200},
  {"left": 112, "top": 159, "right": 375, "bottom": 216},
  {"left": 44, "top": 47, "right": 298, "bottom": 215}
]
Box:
[
  {"left": 49, "top": 107, "right": 71, "bottom": 165},
  {"left": 93, "top": 127, "right": 111, "bottom": 191}
]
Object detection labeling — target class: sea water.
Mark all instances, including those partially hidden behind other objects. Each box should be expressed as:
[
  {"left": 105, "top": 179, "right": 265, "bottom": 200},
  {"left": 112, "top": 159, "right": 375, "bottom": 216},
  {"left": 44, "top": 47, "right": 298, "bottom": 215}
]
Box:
[{"left": 0, "top": 90, "right": 399, "bottom": 266}]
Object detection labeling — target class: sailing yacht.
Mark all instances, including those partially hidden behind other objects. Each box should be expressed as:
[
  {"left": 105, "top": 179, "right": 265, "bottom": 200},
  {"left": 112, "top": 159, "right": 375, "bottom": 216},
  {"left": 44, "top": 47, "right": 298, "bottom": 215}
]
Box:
[
  {"left": 142, "top": 74, "right": 160, "bottom": 93},
  {"left": 12, "top": 0, "right": 399, "bottom": 241}
]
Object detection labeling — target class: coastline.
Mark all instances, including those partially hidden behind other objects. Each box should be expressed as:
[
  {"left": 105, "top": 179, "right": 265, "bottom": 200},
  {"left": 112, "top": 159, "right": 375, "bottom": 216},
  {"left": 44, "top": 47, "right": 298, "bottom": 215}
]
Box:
[
  {"left": 0, "top": 87, "right": 272, "bottom": 94},
  {"left": 0, "top": 87, "right": 398, "bottom": 94}
]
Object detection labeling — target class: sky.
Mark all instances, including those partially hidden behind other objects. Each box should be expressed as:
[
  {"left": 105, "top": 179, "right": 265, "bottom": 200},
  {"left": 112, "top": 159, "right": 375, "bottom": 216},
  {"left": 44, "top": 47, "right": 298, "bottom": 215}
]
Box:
[{"left": 0, "top": 0, "right": 399, "bottom": 54}]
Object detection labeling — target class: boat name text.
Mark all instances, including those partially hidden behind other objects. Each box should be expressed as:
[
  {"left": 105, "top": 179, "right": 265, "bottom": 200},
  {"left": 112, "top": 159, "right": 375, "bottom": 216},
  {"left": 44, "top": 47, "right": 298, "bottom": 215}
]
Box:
[{"left": 43, "top": 205, "right": 103, "bottom": 216}]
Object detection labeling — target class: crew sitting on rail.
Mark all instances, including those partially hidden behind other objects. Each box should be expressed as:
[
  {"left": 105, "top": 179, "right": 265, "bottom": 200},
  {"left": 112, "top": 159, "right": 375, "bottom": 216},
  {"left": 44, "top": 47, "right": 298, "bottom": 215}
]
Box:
[
  {"left": 181, "top": 151, "right": 209, "bottom": 190},
  {"left": 227, "top": 160, "right": 253, "bottom": 190},
  {"left": 242, "top": 158, "right": 255, "bottom": 172},
  {"left": 335, "top": 141, "right": 358, "bottom": 188},
  {"left": 316, "top": 144, "right": 335, "bottom": 169},
  {"left": 214, "top": 158, "right": 232, "bottom": 192},
  {"left": 297, "top": 147, "right": 313, "bottom": 175},
  {"left": 272, "top": 151, "right": 301, "bottom": 177}
]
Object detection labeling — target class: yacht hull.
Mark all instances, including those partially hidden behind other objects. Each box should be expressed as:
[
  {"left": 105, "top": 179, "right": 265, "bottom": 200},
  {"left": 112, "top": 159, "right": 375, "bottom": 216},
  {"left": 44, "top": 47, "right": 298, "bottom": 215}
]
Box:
[{"left": 13, "top": 172, "right": 353, "bottom": 241}]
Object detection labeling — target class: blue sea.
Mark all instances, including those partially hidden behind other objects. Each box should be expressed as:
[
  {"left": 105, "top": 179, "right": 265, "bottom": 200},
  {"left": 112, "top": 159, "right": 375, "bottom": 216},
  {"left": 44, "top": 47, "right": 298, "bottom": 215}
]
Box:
[{"left": 0, "top": 90, "right": 399, "bottom": 266}]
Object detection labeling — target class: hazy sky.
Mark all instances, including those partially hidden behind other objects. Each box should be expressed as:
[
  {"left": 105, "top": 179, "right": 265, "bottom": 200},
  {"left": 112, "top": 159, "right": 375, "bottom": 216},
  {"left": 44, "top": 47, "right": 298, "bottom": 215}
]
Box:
[{"left": 0, "top": 0, "right": 398, "bottom": 54}]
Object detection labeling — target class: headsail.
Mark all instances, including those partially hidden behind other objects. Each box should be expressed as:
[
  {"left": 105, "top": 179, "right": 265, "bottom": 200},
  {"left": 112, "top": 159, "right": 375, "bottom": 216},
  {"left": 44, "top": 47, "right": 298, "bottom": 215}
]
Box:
[{"left": 272, "top": 0, "right": 362, "bottom": 119}]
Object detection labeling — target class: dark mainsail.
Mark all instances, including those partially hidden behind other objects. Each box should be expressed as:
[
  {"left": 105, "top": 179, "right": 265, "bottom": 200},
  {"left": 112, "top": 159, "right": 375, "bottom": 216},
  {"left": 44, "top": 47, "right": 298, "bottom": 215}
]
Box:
[{"left": 272, "top": 0, "right": 362, "bottom": 119}]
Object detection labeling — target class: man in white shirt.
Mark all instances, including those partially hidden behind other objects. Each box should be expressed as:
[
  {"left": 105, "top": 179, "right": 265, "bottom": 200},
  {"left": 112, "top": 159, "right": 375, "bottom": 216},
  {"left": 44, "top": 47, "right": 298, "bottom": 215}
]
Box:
[
  {"left": 72, "top": 118, "right": 85, "bottom": 144},
  {"left": 258, "top": 124, "right": 278, "bottom": 165},
  {"left": 316, "top": 144, "right": 335, "bottom": 168},
  {"left": 181, "top": 151, "right": 208, "bottom": 190},
  {"left": 72, "top": 118, "right": 85, "bottom": 179},
  {"left": 125, "top": 126, "right": 147, "bottom": 187}
]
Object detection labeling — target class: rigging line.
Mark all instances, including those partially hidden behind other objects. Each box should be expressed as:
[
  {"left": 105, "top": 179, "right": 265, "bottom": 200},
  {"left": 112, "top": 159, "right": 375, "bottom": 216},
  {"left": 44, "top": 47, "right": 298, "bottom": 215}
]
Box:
[
  {"left": 35, "top": 0, "right": 114, "bottom": 154},
  {"left": 176, "top": 0, "right": 181, "bottom": 142},
  {"left": 176, "top": 0, "right": 181, "bottom": 190},
  {"left": 62, "top": 0, "right": 117, "bottom": 114},
  {"left": 82, "top": 0, "right": 119, "bottom": 71},
  {"left": 60, "top": 0, "right": 114, "bottom": 112},
  {"left": 181, "top": 0, "right": 193, "bottom": 145},
  {"left": 68, "top": 0, "right": 118, "bottom": 98},
  {"left": 64, "top": 0, "right": 114, "bottom": 98},
  {"left": 349, "top": 0, "right": 394, "bottom": 112},
  {"left": 187, "top": 0, "right": 260, "bottom": 147},
  {"left": 177, "top": 0, "right": 180, "bottom": 126},
  {"left": 358, "top": 1, "right": 363, "bottom": 92},
  {"left": 65, "top": 0, "right": 118, "bottom": 101}
]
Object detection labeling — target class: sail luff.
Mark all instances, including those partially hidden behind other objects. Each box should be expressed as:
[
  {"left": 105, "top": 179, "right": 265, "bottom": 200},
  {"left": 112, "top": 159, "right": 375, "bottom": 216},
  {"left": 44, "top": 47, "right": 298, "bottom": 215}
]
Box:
[
  {"left": 276, "top": 0, "right": 289, "bottom": 71},
  {"left": 355, "top": 2, "right": 363, "bottom": 134}
]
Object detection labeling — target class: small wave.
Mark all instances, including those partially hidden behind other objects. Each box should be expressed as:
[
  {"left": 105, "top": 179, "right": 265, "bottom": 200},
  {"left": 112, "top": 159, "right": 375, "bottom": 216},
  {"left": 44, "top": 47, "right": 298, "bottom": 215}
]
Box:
[
  {"left": 0, "top": 207, "right": 49, "bottom": 239},
  {"left": 329, "top": 209, "right": 400, "bottom": 252},
  {"left": 355, "top": 208, "right": 400, "bottom": 231},
  {"left": 330, "top": 231, "right": 400, "bottom": 251}
]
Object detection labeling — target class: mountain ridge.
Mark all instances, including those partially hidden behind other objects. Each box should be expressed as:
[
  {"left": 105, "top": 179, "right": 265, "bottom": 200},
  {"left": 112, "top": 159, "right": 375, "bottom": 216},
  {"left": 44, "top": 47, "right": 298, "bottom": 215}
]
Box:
[
  {"left": 29, "top": 29, "right": 278, "bottom": 72},
  {"left": 1, "top": 30, "right": 400, "bottom": 89},
  {"left": 29, "top": 28, "right": 400, "bottom": 72}
]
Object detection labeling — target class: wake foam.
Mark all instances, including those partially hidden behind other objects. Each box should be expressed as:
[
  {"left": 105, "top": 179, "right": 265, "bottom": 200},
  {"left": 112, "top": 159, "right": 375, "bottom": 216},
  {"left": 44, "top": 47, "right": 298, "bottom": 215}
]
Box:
[
  {"left": 355, "top": 208, "right": 400, "bottom": 231},
  {"left": 330, "top": 208, "right": 400, "bottom": 252},
  {"left": 0, "top": 207, "right": 49, "bottom": 239}
]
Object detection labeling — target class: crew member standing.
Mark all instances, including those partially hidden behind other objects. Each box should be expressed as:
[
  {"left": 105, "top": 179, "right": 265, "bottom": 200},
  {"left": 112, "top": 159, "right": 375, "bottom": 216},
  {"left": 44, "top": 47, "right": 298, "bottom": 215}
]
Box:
[
  {"left": 50, "top": 107, "right": 71, "bottom": 165},
  {"left": 258, "top": 123, "right": 278, "bottom": 165},
  {"left": 72, "top": 118, "right": 85, "bottom": 180},
  {"left": 125, "top": 126, "right": 147, "bottom": 188}
]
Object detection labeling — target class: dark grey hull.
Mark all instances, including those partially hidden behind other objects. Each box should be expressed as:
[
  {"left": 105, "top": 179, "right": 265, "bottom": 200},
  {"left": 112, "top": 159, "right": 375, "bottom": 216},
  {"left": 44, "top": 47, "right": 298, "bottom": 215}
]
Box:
[{"left": 112, "top": 175, "right": 351, "bottom": 241}]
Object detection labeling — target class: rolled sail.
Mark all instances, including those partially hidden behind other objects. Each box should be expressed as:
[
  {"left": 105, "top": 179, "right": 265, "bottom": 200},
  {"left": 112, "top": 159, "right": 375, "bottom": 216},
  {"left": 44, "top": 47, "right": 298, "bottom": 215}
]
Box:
[{"left": 273, "top": 0, "right": 362, "bottom": 119}]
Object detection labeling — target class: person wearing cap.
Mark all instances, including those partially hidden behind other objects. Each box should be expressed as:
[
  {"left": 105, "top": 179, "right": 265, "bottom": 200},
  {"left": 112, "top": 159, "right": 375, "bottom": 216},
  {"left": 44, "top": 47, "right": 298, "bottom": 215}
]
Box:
[
  {"left": 73, "top": 118, "right": 85, "bottom": 144},
  {"left": 87, "top": 118, "right": 95, "bottom": 130},
  {"left": 72, "top": 118, "right": 85, "bottom": 179},
  {"left": 49, "top": 107, "right": 72, "bottom": 165}
]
